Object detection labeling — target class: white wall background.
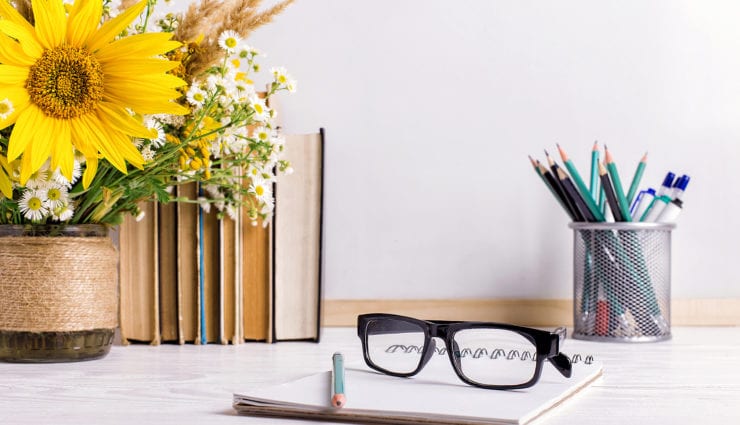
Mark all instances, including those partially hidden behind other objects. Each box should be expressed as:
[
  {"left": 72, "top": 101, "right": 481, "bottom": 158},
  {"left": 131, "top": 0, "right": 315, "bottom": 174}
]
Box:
[{"left": 168, "top": 0, "right": 740, "bottom": 300}]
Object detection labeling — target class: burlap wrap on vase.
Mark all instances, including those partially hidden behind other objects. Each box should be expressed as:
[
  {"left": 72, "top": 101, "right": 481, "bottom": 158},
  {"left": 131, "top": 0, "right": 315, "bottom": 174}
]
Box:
[{"left": 0, "top": 225, "right": 118, "bottom": 362}]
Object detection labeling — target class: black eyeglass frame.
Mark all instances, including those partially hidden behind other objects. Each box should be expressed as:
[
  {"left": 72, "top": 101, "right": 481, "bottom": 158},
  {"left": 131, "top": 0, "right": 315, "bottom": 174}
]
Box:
[{"left": 357, "top": 313, "right": 572, "bottom": 390}]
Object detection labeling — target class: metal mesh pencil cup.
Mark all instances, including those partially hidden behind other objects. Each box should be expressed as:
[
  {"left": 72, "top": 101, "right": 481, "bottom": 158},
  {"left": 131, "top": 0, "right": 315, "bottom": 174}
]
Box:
[{"left": 569, "top": 222, "right": 675, "bottom": 342}]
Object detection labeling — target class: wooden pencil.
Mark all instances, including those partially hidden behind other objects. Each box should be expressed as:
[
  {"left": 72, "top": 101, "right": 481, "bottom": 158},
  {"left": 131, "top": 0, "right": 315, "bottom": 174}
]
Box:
[
  {"left": 545, "top": 150, "right": 585, "bottom": 221},
  {"left": 556, "top": 167, "right": 597, "bottom": 222},
  {"left": 598, "top": 161, "right": 624, "bottom": 222}
]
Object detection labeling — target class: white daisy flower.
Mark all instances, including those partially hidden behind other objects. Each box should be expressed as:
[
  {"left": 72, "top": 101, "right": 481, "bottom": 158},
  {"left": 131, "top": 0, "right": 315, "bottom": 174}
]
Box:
[
  {"left": 249, "top": 96, "right": 269, "bottom": 121},
  {"left": 19, "top": 190, "right": 49, "bottom": 222},
  {"left": 198, "top": 197, "right": 211, "bottom": 213},
  {"left": 186, "top": 85, "right": 207, "bottom": 107},
  {"left": 43, "top": 184, "right": 68, "bottom": 210},
  {"left": 271, "top": 67, "right": 297, "bottom": 92},
  {"left": 252, "top": 126, "right": 271, "bottom": 142},
  {"left": 51, "top": 202, "right": 74, "bottom": 222},
  {"left": 141, "top": 145, "right": 155, "bottom": 162},
  {"left": 249, "top": 178, "right": 272, "bottom": 203},
  {"left": 245, "top": 164, "right": 264, "bottom": 180},
  {"left": 225, "top": 205, "right": 238, "bottom": 221},
  {"left": 145, "top": 118, "right": 166, "bottom": 148},
  {"left": 0, "top": 98, "right": 13, "bottom": 120},
  {"left": 218, "top": 30, "right": 242, "bottom": 53}
]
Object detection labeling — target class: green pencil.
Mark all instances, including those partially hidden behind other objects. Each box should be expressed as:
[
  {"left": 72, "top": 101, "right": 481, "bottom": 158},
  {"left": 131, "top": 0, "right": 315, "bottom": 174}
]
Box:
[
  {"left": 557, "top": 144, "right": 605, "bottom": 222},
  {"left": 604, "top": 146, "right": 632, "bottom": 222},
  {"left": 589, "top": 141, "right": 599, "bottom": 201},
  {"left": 626, "top": 152, "right": 647, "bottom": 206}
]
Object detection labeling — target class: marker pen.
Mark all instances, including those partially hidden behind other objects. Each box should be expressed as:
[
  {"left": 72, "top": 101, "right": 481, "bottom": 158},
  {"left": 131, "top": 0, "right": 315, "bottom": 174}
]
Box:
[
  {"left": 639, "top": 172, "right": 675, "bottom": 222},
  {"left": 671, "top": 175, "right": 690, "bottom": 200},
  {"left": 641, "top": 195, "right": 671, "bottom": 222},
  {"left": 657, "top": 198, "right": 683, "bottom": 223},
  {"left": 657, "top": 172, "right": 676, "bottom": 197},
  {"left": 630, "top": 188, "right": 655, "bottom": 221}
]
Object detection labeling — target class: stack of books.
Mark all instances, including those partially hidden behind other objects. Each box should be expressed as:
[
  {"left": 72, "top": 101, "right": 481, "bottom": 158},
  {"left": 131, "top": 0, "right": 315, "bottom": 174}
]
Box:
[{"left": 118, "top": 130, "right": 324, "bottom": 345}]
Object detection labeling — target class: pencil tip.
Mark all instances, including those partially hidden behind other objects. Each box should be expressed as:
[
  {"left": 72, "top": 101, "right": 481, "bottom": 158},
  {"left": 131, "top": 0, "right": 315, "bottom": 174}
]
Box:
[
  {"left": 642, "top": 152, "right": 648, "bottom": 161},
  {"left": 592, "top": 141, "right": 598, "bottom": 150}
]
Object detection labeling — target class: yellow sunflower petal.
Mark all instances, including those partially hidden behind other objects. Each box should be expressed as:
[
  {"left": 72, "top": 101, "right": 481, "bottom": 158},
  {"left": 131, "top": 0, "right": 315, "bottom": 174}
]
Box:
[
  {"left": 67, "top": 0, "right": 103, "bottom": 46},
  {"left": 96, "top": 102, "right": 156, "bottom": 139},
  {"left": 0, "top": 0, "right": 36, "bottom": 34},
  {"left": 103, "top": 86, "right": 189, "bottom": 115},
  {"left": 76, "top": 114, "right": 126, "bottom": 172},
  {"left": 82, "top": 155, "right": 98, "bottom": 189},
  {"left": 33, "top": 0, "right": 67, "bottom": 49},
  {"left": 50, "top": 122, "right": 74, "bottom": 180},
  {"left": 0, "top": 35, "right": 35, "bottom": 66},
  {"left": 28, "top": 121, "right": 55, "bottom": 175},
  {"left": 100, "top": 127, "right": 145, "bottom": 171},
  {"left": 19, "top": 144, "right": 35, "bottom": 186},
  {"left": 87, "top": 0, "right": 147, "bottom": 52},
  {"left": 0, "top": 155, "right": 13, "bottom": 198},
  {"left": 0, "top": 20, "right": 43, "bottom": 58},
  {"left": 94, "top": 33, "right": 181, "bottom": 61},
  {"left": 7, "top": 104, "right": 45, "bottom": 162},
  {"left": 0, "top": 64, "right": 29, "bottom": 85},
  {"left": 0, "top": 87, "right": 31, "bottom": 131},
  {"left": 69, "top": 117, "right": 97, "bottom": 158},
  {"left": 101, "top": 59, "right": 181, "bottom": 77}
]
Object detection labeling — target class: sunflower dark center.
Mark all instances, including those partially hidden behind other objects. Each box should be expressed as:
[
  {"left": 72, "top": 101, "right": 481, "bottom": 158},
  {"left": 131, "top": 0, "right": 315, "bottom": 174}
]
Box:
[{"left": 25, "top": 46, "right": 104, "bottom": 119}]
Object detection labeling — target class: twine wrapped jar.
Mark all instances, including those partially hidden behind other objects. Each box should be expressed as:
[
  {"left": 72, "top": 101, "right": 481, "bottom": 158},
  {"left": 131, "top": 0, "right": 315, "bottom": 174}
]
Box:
[{"left": 0, "top": 225, "right": 118, "bottom": 362}]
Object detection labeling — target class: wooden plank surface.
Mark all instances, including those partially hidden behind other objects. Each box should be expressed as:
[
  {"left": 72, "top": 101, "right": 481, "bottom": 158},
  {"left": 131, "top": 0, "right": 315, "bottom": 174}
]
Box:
[{"left": 323, "top": 298, "right": 740, "bottom": 327}]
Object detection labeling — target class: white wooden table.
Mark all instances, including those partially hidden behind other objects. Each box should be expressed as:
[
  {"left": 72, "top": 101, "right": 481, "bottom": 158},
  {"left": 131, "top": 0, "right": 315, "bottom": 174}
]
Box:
[{"left": 1, "top": 327, "right": 739, "bottom": 424}]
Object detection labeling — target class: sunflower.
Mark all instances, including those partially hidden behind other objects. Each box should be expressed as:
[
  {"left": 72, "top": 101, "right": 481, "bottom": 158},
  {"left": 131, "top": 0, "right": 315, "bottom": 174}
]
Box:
[{"left": 0, "top": 0, "right": 188, "bottom": 194}]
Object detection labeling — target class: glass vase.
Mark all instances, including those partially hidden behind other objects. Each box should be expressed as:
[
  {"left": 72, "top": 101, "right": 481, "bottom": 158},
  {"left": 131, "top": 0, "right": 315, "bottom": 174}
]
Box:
[{"left": 0, "top": 224, "right": 118, "bottom": 362}]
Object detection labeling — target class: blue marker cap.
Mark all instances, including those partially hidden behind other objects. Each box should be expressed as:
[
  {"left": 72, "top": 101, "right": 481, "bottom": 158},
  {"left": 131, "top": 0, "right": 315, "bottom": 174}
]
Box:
[
  {"left": 645, "top": 188, "right": 656, "bottom": 196},
  {"left": 676, "top": 175, "right": 690, "bottom": 190},
  {"left": 661, "top": 172, "right": 676, "bottom": 188}
]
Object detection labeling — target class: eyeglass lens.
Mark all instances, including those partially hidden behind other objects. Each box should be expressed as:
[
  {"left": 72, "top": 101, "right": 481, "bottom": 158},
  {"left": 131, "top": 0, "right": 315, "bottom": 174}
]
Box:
[
  {"left": 453, "top": 328, "right": 537, "bottom": 386},
  {"left": 365, "top": 318, "right": 538, "bottom": 386},
  {"left": 366, "top": 318, "right": 426, "bottom": 374}
]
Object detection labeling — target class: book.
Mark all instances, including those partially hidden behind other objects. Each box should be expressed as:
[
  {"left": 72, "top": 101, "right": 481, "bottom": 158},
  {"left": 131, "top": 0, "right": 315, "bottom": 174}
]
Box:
[
  {"left": 118, "top": 201, "right": 160, "bottom": 345},
  {"left": 157, "top": 200, "right": 179, "bottom": 342},
  {"left": 241, "top": 217, "right": 273, "bottom": 342},
  {"left": 220, "top": 214, "right": 238, "bottom": 344},
  {"left": 271, "top": 129, "right": 324, "bottom": 341},
  {"left": 200, "top": 205, "right": 221, "bottom": 344},
  {"left": 176, "top": 183, "right": 199, "bottom": 344},
  {"left": 233, "top": 360, "right": 603, "bottom": 425}
]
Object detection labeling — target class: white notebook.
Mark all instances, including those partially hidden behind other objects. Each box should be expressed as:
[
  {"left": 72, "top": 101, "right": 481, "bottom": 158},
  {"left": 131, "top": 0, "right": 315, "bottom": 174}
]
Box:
[{"left": 233, "top": 360, "right": 603, "bottom": 425}]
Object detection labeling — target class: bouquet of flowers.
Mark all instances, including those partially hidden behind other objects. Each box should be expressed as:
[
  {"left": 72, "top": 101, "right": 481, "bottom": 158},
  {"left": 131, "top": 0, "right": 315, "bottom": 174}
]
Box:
[{"left": 0, "top": 0, "right": 295, "bottom": 227}]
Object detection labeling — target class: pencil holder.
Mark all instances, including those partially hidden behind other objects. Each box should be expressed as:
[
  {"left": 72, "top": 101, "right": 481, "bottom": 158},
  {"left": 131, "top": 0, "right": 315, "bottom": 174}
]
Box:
[{"left": 569, "top": 222, "right": 675, "bottom": 342}]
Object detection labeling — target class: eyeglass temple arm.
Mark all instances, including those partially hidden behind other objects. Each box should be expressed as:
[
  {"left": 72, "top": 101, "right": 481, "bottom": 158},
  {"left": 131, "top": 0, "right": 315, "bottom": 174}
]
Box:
[{"left": 547, "top": 327, "right": 572, "bottom": 378}]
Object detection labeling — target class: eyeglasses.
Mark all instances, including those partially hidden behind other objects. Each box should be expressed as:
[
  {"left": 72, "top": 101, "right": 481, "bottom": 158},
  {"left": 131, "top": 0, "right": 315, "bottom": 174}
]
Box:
[{"left": 357, "top": 313, "right": 573, "bottom": 390}]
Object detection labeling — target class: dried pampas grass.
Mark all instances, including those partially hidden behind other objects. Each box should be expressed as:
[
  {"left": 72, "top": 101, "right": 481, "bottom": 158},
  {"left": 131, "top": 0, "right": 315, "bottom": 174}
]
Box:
[{"left": 175, "top": 0, "right": 294, "bottom": 78}]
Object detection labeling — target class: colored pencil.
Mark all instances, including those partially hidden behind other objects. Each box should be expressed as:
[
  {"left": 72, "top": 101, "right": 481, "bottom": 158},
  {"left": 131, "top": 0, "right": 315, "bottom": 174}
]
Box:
[
  {"left": 557, "top": 143, "right": 605, "bottom": 222},
  {"left": 589, "top": 141, "right": 599, "bottom": 200},
  {"left": 626, "top": 152, "right": 647, "bottom": 206},
  {"left": 529, "top": 156, "right": 575, "bottom": 220},
  {"left": 598, "top": 161, "right": 624, "bottom": 222},
  {"left": 604, "top": 146, "right": 632, "bottom": 222},
  {"left": 556, "top": 167, "right": 596, "bottom": 222},
  {"left": 545, "top": 150, "right": 585, "bottom": 221}
]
